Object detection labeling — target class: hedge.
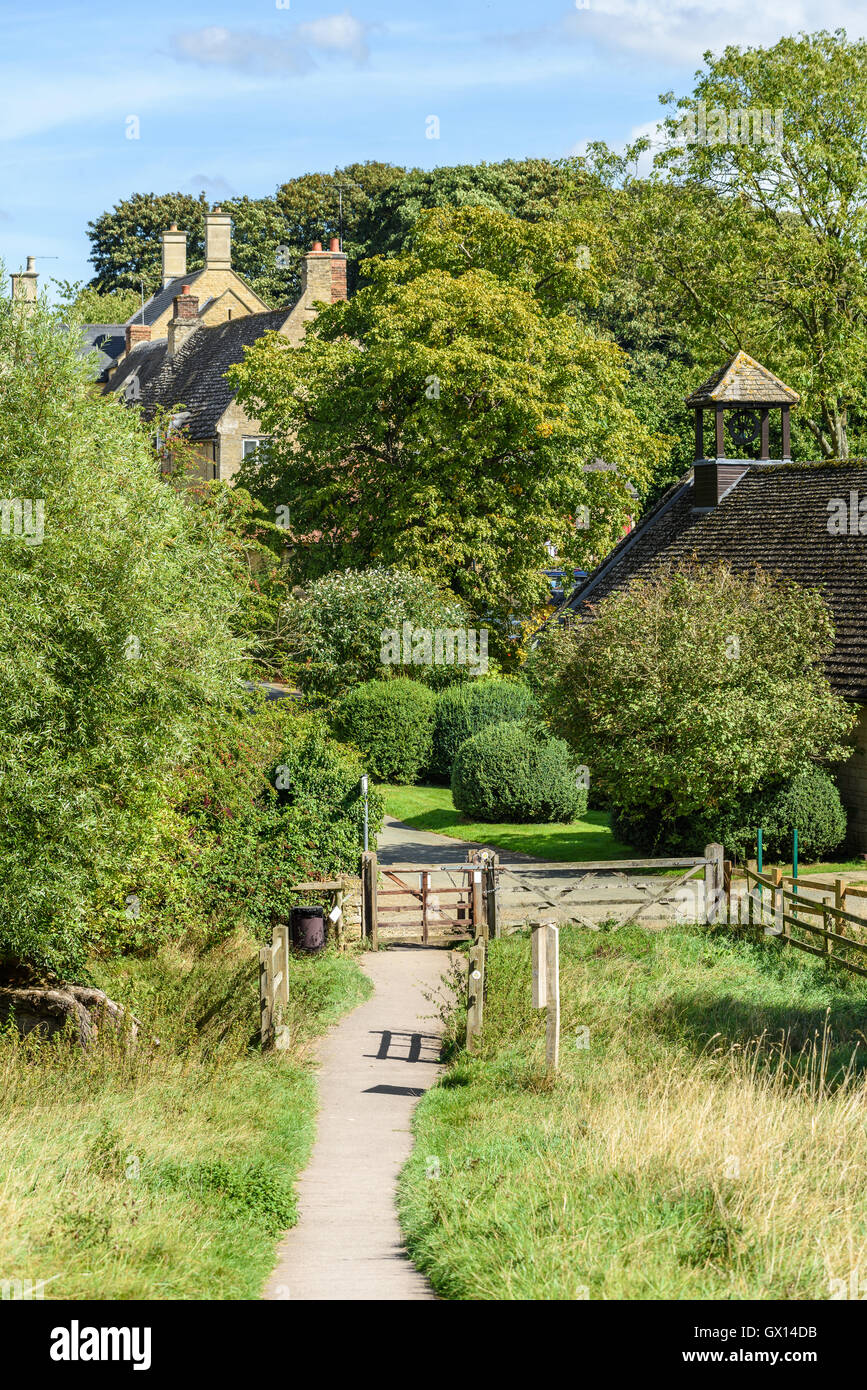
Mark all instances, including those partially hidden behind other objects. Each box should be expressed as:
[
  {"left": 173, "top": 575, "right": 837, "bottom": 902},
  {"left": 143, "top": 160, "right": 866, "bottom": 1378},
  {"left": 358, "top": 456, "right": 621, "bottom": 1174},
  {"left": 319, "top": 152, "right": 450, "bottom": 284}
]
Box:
[
  {"left": 431, "top": 680, "right": 537, "bottom": 781},
  {"left": 612, "top": 766, "right": 847, "bottom": 863}
]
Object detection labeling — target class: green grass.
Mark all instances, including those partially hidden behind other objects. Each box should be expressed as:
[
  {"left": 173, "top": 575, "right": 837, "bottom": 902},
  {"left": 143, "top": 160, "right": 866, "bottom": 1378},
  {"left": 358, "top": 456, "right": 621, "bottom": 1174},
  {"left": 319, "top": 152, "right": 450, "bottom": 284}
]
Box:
[
  {"left": 382, "top": 782, "right": 634, "bottom": 861},
  {"left": 399, "top": 922, "right": 867, "bottom": 1300},
  {"left": 0, "top": 933, "right": 370, "bottom": 1300}
]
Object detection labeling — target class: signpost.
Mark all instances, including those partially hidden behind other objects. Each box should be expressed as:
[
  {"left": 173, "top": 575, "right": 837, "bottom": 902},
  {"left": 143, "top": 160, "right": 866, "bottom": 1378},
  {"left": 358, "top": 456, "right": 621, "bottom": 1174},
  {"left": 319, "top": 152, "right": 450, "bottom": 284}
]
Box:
[{"left": 360, "top": 774, "right": 369, "bottom": 853}]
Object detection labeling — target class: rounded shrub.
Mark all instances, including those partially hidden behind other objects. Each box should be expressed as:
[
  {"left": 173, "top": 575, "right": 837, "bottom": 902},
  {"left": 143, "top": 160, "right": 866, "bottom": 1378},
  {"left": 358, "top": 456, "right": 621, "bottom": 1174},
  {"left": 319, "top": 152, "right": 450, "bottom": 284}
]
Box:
[
  {"left": 332, "top": 678, "right": 436, "bottom": 783},
  {"left": 431, "top": 680, "right": 537, "bottom": 781},
  {"left": 451, "top": 720, "right": 586, "bottom": 823}
]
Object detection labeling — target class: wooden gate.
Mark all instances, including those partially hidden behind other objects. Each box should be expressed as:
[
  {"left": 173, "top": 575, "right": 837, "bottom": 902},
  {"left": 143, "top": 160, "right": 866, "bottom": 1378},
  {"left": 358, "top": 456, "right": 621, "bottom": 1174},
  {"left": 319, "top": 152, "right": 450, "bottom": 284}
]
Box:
[{"left": 360, "top": 853, "right": 496, "bottom": 946}]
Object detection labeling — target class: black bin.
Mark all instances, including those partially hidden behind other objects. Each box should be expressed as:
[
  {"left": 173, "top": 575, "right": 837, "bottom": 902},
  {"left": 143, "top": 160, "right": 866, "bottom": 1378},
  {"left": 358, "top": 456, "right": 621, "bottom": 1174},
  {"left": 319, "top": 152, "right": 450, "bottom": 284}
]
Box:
[{"left": 291, "top": 905, "right": 326, "bottom": 953}]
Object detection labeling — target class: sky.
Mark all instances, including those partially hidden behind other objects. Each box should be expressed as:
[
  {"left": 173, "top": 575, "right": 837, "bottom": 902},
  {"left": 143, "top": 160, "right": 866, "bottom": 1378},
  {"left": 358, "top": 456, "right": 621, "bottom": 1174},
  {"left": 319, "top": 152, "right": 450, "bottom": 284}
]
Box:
[{"left": 1, "top": 0, "right": 866, "bottom": 294}]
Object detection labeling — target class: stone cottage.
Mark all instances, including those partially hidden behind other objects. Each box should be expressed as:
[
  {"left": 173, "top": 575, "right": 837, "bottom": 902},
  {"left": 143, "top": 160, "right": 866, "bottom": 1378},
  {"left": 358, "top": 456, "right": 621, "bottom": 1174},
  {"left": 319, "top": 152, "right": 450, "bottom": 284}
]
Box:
[{"left": 105, "top": 226, "right": 347, "bottom": 481}]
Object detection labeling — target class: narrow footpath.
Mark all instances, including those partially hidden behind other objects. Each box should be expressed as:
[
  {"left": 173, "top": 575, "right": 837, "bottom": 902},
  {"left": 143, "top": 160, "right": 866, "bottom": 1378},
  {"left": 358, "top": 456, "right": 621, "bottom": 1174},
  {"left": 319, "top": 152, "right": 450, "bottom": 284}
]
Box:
[{"left": 264, "top": 944, "right": 452, "bottom": 1302}]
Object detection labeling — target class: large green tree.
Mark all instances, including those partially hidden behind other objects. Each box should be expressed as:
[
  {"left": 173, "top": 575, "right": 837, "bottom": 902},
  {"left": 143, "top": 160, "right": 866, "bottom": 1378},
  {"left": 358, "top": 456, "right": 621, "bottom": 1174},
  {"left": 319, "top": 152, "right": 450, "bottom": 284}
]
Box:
[
  {"left": 586, "top": 30, "right": 867, "bottom": 461},
  {"left": 229, "top": 205, "right": 667, "bottom": 644},
  {"left": 527, "top": 564, "right": 855, "bottom": 840}
]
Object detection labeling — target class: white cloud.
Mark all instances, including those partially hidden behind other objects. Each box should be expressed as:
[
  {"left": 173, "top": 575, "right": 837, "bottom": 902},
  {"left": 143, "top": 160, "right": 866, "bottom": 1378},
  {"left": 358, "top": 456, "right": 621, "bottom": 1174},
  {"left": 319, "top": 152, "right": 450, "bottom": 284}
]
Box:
[
  {"left": 506, "top": 1, "right": 867, "bottom": 68},
  {"left": 296, "top": 11, "right": 371, "bottom": 64},
  {"left": 169, "top": 12, "right": 372, "bottom": 75},
  {"left": 169, "top": 26, "right": 314, "bottom": 75}
]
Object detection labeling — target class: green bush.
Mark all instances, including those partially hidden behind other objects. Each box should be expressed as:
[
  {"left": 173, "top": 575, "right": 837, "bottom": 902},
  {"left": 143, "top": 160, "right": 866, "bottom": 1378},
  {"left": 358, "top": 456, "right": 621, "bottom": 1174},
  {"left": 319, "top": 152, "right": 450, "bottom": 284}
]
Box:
[
  {"left": 451, "top": 721, "right": 585, "bottom": 823},
  {"left": 280, "top": 567, "right": 476, "bottom": 699},
  {"left": 612, "top": 766, "right": 847, "bottom": 864},
  {"left": 431, "top": 680, "right": 537, "bottom": 781},
  {"left": 332, "top": 678, "right": 436, "bottom": 782}
]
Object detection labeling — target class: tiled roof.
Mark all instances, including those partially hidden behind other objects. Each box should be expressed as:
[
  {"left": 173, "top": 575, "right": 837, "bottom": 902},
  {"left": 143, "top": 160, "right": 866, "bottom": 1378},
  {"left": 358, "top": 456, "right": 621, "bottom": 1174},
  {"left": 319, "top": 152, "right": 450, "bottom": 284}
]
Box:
[
  {"left": 78, "top": 324, "right": 126, "bottom": 380},
  {"left": 122, "top": 272, "right": 206, "bottom": 330},
  {"left": 559, "top": 462, "right": 867, "bottom": 702},
  {"left": 108, "top": 310, "right": 289, "bottom": 438},
  {"left": 685, "top": 351, "right": 800, "bottom": 406}
]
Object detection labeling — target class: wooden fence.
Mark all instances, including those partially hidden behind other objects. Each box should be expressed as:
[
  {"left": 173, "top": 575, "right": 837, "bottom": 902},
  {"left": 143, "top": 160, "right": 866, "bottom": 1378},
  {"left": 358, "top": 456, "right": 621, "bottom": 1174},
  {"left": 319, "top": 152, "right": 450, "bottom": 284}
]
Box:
[{"left": 728, "top": 866, "right": 867, "bottom": 979}]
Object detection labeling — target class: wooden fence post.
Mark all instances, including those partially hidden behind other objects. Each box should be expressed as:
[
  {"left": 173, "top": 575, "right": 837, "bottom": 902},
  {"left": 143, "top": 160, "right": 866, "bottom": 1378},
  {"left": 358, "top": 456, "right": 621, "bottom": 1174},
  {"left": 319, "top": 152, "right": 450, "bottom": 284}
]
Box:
[
  {"left": 531, "top": 923, "right": 547, "bottom": 1008},
  {"left": 545, "top": 923, "right": 560, "bottom": 1075},
  {"left": 466, "top": 941, "right": 485, "bottom": 1052},
  {"left": 259, "top": 944, "right": 274, "bottom": 1051},
  {"left": 472, "top": 867, "right": 485, "bottom": 941},
  {"left": 723, "top": 860, "right": 732, "bottom": 926},
  {"left": 484, "top": 858, "right": 500, "bottom": 940},
  {"left": 704, "top": 844, "right": 723, "bottom": 924},
  {"left": 274, "top": 923, "right": 291, "bottom": 1050},
  {"left": 361, "top": 851, "right": 379, "bottom": 950}
]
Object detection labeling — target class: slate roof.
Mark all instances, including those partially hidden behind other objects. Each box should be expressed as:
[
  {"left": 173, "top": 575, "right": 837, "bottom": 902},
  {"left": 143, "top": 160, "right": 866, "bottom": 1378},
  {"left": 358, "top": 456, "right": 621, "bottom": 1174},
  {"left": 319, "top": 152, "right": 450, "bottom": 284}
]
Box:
[
  {"left": 78, "top": 324, "right": 126, "bottom": 380},
  {"left": 685, "top": 351, "right": 800, "bottom": 407},
  {"left": 122, "top": 272, "right": 206, "bottom": 330},
  {"left": 554, "top": 462, "right": 867, "bottom": 703},
  {"left": 108, "top": 310, "right": 289, "bottom": 438}
]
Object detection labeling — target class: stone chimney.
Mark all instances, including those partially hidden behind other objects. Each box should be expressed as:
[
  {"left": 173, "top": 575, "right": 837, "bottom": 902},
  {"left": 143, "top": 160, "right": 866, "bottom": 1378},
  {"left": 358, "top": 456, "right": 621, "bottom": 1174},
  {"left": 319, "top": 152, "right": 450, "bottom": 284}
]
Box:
[
  {"left": 161, "top": 225, "right": 187, "bottom": 288},
  {"left": 125, "top": 323, "right": 151, "bottom": 356},
  {"left": 204, "top": 207, "right": 232, "bottom": 271},
  {"left": 301, "top": 238, "right": 347, "bottom": 308},
  {"left": 10, "top": 256, "right": 38, "bottom": 312},
  {"left": 167, "top": 286, "right": 200, "bottom": 357}
]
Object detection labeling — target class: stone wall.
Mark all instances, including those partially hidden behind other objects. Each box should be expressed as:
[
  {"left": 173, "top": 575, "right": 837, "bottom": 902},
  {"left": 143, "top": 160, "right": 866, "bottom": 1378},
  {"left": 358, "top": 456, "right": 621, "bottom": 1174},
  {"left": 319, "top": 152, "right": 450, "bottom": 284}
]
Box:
[{"left": 837, "top": 702, "right": 867, "bottom": 853}]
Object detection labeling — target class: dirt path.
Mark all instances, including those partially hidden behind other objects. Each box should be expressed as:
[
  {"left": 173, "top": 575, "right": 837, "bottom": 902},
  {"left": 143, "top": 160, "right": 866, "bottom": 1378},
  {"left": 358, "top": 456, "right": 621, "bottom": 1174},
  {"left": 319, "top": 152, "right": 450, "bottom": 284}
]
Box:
[{"left": 264, "top": 944, "right": 452, "bottom": 1302}]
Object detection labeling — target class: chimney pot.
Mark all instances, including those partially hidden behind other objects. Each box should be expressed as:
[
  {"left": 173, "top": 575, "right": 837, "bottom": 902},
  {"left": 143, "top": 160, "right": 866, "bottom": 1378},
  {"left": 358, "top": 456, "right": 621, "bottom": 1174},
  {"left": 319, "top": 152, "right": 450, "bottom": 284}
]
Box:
[
  {"left": 125, "top": 323, "right": 151, "bottom": 355},
  {"left": 311, "top": 240, "right": 323, "bottom": 253},
  {"left": 329, "top": 237, "right": 340, "bottom": 252},
  {"left": 204, "top": 209, "right": 232, "bottom": 270},
  {"left": 161, "top": 225, "right": 187, "bottom": 288}
]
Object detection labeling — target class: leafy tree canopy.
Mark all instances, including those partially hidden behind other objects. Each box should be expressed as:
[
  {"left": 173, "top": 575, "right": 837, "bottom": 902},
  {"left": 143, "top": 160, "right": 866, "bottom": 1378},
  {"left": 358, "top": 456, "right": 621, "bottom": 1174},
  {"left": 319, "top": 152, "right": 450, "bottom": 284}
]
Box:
[
  {"left": 581, "top": 29, "right": 867, "bottom": 461},
  {"left": 229, "top": 205, "right": 667, "bottom": 647},
  {"left": 527, "top": 564, "right": 855, "bottom": 837}
]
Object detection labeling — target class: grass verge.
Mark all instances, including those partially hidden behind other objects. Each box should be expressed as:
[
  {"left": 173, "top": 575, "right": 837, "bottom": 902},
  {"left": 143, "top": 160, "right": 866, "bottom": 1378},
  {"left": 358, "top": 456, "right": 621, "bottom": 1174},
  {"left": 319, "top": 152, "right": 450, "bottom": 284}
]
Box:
[
  {"left": 0, "top": 933, "right": 370, "bottom": 1300},
  {"left": 399, "top": 922, "right": 867, "bottom": 1299},
  {"left": 382, "top": 783, "right": 634, "bottom": 861}
]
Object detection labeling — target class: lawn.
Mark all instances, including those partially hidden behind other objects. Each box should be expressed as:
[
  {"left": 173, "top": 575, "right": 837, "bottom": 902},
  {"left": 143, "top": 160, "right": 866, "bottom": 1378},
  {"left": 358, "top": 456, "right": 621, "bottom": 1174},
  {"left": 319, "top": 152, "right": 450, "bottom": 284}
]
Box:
[
  {"left": 399, "top": 921, "right": 867, "bottom": 1300},
  {"left": 0, "top": 933, "right": 370, "bottom": 1300},
  {"left": 382, "top": 782, "right": 635, "bottom": 861}
]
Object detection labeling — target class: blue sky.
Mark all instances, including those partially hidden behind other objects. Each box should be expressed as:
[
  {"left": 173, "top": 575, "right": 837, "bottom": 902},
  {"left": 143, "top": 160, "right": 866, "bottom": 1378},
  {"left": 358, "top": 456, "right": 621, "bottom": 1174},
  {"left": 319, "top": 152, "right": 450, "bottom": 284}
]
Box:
[{"left": 1, "top": 0, "right": 864, "bottom": 294}]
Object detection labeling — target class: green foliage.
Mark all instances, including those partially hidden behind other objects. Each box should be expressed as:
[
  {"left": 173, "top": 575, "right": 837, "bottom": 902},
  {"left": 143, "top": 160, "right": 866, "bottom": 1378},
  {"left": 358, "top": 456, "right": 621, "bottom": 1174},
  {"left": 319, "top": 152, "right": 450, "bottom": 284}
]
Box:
[
  {"left": 280, "top": 566, "right": 475, "bottom": 699},
  {"left": 431, "top": 680, "right": 538, "bottom": 780},
  {"left": 611, "top": 765, "right": 848, "bottom": 864},
  {"left": 451, "top": 720, "right": 584, "bottom": 823},
  {"left": 357, "top": 159, "right": 569, "bottom": 262},
  {"left": 0, "top": 297, "right": 257, "bottom": 976},
  {"left": 332, "top": 678, "right": 436, "bottom": 783},
  {"left": 528, "top": 564, "right": 855, "bottom": 843},
  {"left": 113, "top": 702, "right": 382, "bottom": 954},
  {"left": 52, "top": 279, "right": 141, "bottom": 324},
  {"left": 231, "top": 204, "right": 666, "bottom": 644},
  {"left": 581, "top": 30, "right": 867, "bottom": 462}
]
